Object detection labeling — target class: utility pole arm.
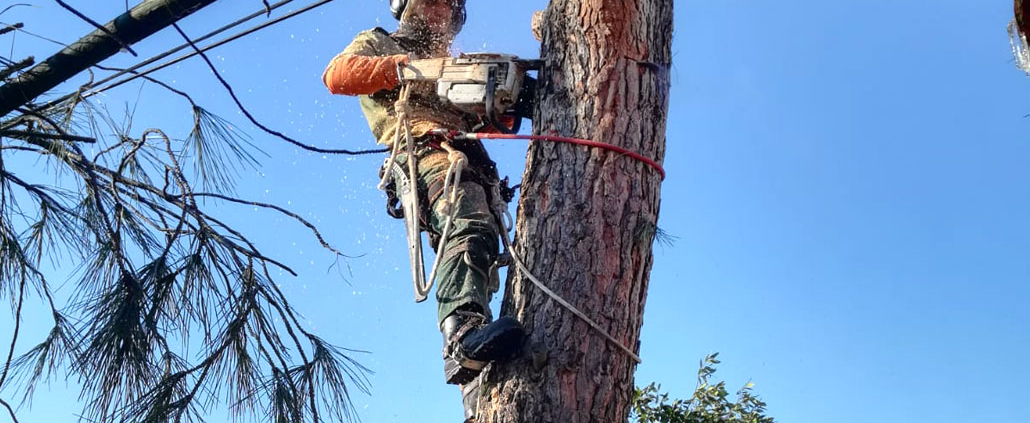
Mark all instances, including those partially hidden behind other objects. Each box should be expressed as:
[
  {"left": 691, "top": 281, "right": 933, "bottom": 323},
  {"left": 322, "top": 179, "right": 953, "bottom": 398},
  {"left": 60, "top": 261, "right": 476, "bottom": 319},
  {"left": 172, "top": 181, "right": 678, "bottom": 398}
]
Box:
[{"left": 0, "top": 0, "right": 220, "bottom": 117}]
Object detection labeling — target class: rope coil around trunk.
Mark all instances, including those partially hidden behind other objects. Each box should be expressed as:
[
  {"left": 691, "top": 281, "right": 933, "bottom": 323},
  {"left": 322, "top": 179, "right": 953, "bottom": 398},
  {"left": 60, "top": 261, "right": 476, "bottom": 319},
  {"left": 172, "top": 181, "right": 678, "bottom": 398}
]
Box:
[
  {"left": 461, "top": 132, "right": 665, "bottom": 180},
  {"left": 384, "top": 94, "right": 646, "bottom": 361}
]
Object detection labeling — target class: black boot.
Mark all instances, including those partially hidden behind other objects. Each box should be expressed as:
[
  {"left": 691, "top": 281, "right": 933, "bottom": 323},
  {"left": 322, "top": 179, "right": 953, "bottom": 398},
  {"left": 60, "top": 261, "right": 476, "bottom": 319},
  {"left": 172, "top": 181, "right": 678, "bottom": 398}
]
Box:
[
  {"left": 460, "top": 377, "right": 481, "bottom": 423},
  {"left": 441, "top": 312, "right": 526, "bottom": 385}
]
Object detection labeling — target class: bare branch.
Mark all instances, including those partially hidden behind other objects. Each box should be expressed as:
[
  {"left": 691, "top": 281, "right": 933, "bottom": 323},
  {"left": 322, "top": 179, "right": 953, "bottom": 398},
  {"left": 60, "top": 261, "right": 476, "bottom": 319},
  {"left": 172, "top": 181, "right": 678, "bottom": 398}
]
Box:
[
  {"left": 30, "top": 0, "right": 305, "bottom": 113},
  {"left": 0, "top": 276, "right": 27, "bottom": 391},
  {"left": 0, "top": 129, "right": 95, "bottom": 143},
  {"left": 0, "top": 23, "right": 23, "bottom": 36},
  {"left": 53, "top": 1, "right": 137, "bottom": 56},
  {"left": 188, "top": 192, "right": 351, "bottom": 258},
  {"left": 0, "top": 56, "right": 33, "bottom": 82},
  {"left": 0, "top": 0, "right": 221, "bottom": 116},
  {"left": 0, "top": 145, "right": 44, "bottom": 154}
]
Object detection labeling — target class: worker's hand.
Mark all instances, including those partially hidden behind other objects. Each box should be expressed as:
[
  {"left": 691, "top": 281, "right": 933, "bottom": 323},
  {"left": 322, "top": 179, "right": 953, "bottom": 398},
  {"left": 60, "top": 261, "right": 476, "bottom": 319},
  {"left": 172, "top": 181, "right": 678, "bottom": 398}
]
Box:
[
  {"left": 396, "top": 53, "right": 411, "bottom": 67},
  {"left": 400, "top": 57, "right": 449, "bottom": 81}
]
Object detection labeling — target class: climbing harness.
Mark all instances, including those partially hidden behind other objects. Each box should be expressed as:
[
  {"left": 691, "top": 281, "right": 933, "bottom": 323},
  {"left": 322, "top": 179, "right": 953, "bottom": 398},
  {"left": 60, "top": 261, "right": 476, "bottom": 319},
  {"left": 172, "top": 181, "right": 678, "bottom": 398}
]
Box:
[
  {"left": 425, "top": 141, "right": 469, "bottom": 291},
  {"left": 381, "top": 54, "right": 535, "bottom": 302},
  {"left": 378, "top": 83, "right": 433, "bottom": 302},
  {"left": 436, "top": 129, "right": 644, "bottom": 364},
  {"left": 380, "top": 58, "right": 653, "bottom": 362}
]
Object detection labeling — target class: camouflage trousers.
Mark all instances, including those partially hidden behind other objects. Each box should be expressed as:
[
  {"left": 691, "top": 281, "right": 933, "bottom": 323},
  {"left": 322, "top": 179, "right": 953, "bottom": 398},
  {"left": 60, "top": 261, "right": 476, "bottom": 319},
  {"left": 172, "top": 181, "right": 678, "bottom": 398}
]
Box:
[{"left": 390, "top": 144, "right": 500, "bottom": 326}]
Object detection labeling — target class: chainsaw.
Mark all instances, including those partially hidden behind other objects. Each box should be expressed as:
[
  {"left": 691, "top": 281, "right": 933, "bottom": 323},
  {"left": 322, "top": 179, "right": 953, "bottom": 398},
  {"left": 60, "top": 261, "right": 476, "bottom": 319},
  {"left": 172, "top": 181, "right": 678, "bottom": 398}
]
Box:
[
  {"left": 398, "top": 53, "right": 540, "bottom": 133},
  {"left": 386, "top": 53, "right": 538, "bottom": 303}
]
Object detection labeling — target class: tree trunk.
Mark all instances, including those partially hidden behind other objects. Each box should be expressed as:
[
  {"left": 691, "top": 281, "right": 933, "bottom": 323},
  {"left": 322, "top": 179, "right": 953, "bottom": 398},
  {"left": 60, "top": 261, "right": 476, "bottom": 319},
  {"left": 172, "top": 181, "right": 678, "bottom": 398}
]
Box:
[
  {"left": 478, "top": 1, "right": 672, "bottom": 422},
  {"left": 0, "top": 0, "right": 220, "bottom": 117}
]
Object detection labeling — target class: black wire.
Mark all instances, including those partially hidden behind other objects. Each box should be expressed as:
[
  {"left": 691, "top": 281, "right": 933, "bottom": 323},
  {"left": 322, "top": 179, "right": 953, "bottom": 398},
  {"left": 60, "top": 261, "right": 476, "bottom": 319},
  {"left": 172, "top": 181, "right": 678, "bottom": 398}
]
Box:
[
  {"left": 0, "top": 24, "right": 190, "bottom": 111},
  {"left": 53, "top": 0, "right": 137, "bottom": 56},
  {"left": 0, "top": 20, "right": 67, "bottom": 48},
  {"left": 93, "top": 63, "right": 198, "bottom": 107},
  {"left": 0, "top": 4, "right": 31, "bottom": 18},
  {"left": 84, "top": 0, "right": 298, "bottom": 97},
  {"left": 171, "top": 23, "right": 387, "bottom": 156},
  {"left": 31, "top": 0, "right": 303, "bottom": 112},
  {"left": 7, "top": 0, "right": 383, "bottom": 156}
]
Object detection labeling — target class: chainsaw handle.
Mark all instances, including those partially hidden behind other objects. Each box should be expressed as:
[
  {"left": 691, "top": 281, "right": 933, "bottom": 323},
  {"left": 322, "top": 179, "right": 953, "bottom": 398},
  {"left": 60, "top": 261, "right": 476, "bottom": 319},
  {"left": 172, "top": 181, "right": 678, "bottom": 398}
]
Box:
[{"left": 485, "top": 66, "right": 518, "bottom": 135}]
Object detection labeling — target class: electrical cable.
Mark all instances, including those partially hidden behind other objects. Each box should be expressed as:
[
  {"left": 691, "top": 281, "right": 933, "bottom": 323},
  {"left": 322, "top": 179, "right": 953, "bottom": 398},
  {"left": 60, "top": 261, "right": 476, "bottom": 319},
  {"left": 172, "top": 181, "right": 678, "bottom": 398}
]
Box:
[
  {"left": 172, "top": 22, "right": 386, "bottom": 156},
  {"left": 83, "top": 0, "right": 330, "bottom": 100},
  {"left": 54, "top": 0, "right": 138, "bottom": 56},
  {"left": 31, "top": 0, "right": 302, "bottom": 111}
]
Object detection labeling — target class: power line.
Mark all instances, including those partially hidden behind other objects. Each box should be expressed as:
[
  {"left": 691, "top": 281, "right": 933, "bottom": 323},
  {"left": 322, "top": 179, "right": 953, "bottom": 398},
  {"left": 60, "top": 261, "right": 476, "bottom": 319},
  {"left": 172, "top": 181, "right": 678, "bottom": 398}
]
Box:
[
  {"left": 31, "top": 0, "right": 301, "bottom": 111},
  {"left": 172, "top": 22, "right": 387, "bottom": 156},
  {"left": 0, "top": 4, "right": 32, "bottom": 19},
  {"left": 0, "top": 21, "right": 67, "bottom": 47},
  {"left": 54, "top": 0, "right": 138, "bottom": 56},
  {"left": 86, "top": 0, "right": 332, "bottom": 99},
  {"left": 13, "top": 0, "right": 384, "bottom": 156},
  {"left": 84, "top": 0, "right": 300, "bottom": 97}
]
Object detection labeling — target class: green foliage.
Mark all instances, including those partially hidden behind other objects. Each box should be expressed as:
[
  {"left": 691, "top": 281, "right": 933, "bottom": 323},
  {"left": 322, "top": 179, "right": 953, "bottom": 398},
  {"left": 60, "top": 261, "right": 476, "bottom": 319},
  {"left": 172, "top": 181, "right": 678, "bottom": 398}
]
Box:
[{"left": 631, "top": 353, "right": 774, "bottom": 423}]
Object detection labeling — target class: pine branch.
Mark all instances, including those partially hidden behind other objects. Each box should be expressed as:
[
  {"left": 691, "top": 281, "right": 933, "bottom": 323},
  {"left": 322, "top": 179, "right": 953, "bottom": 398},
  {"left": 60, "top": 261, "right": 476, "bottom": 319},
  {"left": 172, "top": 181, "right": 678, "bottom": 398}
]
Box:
[
  {"left": 1, "top": 17, "right": 370, "bottom": 420},
  {"left": 0, "top": 276, "right": 26, "bottom": 391},
  {"left": 186, "top": 192, "right": 351, "bottom": 258},
  {"left": 0, "top": 0, "right": 221, "bottom": 116},
  {"left": 0, "top": 129, "right": 94, "bottom": 143}
]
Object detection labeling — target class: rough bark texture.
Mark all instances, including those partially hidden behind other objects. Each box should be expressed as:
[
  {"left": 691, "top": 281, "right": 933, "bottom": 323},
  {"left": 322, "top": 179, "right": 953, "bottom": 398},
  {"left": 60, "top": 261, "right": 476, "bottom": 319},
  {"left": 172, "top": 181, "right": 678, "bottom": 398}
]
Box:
[
  {"left": 0, "top": 0, "right": 219, "bottom": 116},
  {"left": 478, "top": 1, "right": 672, "bottom": 422}
]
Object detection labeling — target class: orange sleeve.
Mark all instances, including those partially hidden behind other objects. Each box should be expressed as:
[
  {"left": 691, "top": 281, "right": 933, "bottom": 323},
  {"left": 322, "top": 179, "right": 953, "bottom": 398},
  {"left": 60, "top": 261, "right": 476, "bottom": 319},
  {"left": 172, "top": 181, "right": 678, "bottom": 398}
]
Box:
[{"left": 322, "top": 53, "right": 408, "bottom": 96}]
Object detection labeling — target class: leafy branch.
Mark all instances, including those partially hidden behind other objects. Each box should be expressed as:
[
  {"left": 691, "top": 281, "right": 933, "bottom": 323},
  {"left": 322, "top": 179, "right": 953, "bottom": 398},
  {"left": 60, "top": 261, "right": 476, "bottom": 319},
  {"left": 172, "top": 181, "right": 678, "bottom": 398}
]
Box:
[{"left": 631, "top": 354, "right": 775, "bottom": 423}]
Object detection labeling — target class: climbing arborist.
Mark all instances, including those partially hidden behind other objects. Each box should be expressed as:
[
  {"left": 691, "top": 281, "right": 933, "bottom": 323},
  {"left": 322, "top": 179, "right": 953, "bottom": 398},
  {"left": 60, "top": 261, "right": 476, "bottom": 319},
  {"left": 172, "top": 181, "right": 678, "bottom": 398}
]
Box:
[{"left": 322, "top": 0, "right": 525, "bottom": 419}]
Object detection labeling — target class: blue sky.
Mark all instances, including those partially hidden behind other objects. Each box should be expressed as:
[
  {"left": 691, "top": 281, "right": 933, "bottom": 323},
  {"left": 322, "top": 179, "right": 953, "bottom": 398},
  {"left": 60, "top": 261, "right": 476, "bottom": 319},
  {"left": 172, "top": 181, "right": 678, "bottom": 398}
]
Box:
[{"left": 1, "top": 0, "right": 1029, "bottom": 422}]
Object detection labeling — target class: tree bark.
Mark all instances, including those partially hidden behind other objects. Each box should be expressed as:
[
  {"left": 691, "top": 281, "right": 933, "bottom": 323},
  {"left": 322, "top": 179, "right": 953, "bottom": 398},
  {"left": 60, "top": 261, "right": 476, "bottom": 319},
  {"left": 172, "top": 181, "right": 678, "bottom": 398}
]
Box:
[
  {"left": 0, "top": 0, "right": 220, "bottom": 117},
  {"left": 478, "top": 1, "right": 672, "bottom": 422}
]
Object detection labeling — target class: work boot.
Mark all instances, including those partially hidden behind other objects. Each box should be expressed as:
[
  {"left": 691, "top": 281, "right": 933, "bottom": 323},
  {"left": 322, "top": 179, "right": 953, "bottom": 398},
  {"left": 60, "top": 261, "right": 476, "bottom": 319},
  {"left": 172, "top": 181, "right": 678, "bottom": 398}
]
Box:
[{"left": 441, "top": 312, "right": 525, "bottom": 385}]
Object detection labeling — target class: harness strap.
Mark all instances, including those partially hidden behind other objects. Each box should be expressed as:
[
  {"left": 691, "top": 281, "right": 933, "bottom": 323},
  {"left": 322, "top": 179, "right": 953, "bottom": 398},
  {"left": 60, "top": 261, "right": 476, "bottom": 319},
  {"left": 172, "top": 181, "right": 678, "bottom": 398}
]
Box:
[{"left": 379, "top": 79, "right": 643, "bottom": 363}]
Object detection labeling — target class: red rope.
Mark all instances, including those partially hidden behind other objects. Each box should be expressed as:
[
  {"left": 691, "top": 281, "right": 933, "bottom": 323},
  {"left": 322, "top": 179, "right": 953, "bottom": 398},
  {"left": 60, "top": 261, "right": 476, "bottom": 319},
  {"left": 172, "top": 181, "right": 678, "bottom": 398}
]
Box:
[{"left": 465, "top": 133, "right": 665, "bottom": 180}]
